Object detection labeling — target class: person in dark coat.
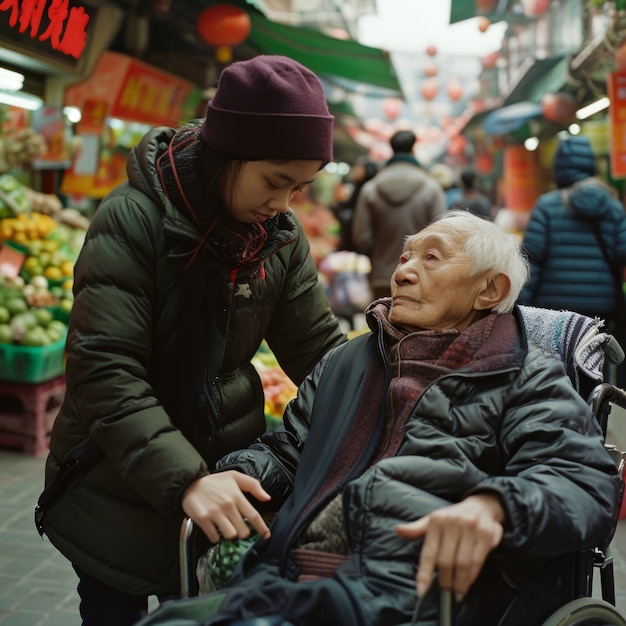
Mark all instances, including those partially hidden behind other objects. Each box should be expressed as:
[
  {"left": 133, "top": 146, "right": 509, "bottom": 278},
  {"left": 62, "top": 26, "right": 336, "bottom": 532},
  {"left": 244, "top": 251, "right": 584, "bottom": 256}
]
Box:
[
  {"left": 135, "top": 210, "right": 620, "bottom": 626},
  {"left": 331, "top": 157, "right": 378, "bottom": 253},
  {"left": 36, "top": 56, "right": 347, "bottom": 626},
  {"left": 519, "top": 135, "right": 626, "bottom": 385},
  {"left": 520, "top": 135, "right": 626, "bottom": 316},
  {"left": 457, "top": 168, "right": 493, "bottom": 219}
]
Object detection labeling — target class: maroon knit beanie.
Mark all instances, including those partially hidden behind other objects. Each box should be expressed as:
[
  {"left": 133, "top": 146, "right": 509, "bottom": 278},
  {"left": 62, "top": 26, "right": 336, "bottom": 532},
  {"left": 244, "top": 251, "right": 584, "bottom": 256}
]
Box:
[{"left": 201, "top": 55, "right": 334, "bottom": 162}]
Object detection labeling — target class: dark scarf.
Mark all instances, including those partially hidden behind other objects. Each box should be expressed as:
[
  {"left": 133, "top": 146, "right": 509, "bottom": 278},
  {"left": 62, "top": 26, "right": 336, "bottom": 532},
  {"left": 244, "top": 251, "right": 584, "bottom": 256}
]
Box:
[
  {"left": 367, "top": 300, "right": 523, "bottom": 460},
  {"left": 151, "top": 124, "right": 297, "bottom": 450}
]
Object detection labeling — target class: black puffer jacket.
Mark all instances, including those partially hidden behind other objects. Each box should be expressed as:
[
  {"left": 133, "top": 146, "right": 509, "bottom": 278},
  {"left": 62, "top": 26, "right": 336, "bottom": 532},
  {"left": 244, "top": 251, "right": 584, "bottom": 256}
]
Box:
[
  {"left": 41, "top": 125, "right": 346, "bottom": 595},
  {"left": 520, "top": 136, "right": 626, "bottom": 317},
  {"left": 213, "top": 304, "right": 620, "bottom": 625}
]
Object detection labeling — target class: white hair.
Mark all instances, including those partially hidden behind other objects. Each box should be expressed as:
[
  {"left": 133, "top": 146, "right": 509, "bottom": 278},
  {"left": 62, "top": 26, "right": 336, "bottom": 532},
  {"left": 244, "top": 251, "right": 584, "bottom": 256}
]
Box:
[{"left": 432, "top": 209, "right": 530, "bottom": 313}]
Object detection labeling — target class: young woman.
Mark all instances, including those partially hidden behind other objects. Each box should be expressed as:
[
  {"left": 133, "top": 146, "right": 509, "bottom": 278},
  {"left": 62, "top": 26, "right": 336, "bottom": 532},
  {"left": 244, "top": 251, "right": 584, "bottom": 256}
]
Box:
[{"left": 37, "top": 55, "right": 346, "bottom": 626}]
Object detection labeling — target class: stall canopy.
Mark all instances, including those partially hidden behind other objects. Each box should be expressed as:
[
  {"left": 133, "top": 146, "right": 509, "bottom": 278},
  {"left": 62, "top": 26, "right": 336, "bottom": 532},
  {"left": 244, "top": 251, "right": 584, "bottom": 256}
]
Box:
[
  {"left": 449, "top": 0, "right": 512, "bottom": 24},
  {"left": 502, "top": 54, "right": 569, "bottom": 106},
  {"left": 482, "top": 101, "right": 543, "bottom": 135},
  {"left": 241, "top": 3, "right": 403, "bottom": 96}
]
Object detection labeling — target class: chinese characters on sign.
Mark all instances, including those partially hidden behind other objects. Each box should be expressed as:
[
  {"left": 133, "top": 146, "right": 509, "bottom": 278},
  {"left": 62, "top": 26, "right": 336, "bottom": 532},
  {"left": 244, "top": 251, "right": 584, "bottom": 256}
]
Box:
[
  {"left": 0, "top": 0, "right": 94, "bottom": 71},
  {"left": 0, "top": 0, "right": 89, "bottom": 58}
]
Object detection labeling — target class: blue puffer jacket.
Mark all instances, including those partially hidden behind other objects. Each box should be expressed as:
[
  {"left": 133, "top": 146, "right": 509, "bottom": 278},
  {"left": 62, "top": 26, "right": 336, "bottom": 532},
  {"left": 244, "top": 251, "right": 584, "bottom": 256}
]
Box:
[{"left": 519, "top": 136, "right": 626, "bottom": 318}]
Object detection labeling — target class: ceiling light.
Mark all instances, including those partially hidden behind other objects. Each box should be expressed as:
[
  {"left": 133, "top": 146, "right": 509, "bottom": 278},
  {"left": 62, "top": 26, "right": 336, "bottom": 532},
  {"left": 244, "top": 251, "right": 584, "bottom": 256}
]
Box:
[
  {"left": 576, "top": 97, "right": 610, "bottom": 120},
  {"left": 0, "top": 90, "right": 43, "bottom": 111},
  {"left": 63, "top": 106, "right": 82, "bottom": 124},
  {"left": 524, "top": 137, "right": 539, "bottom": 151},
  {"left": 568, "top": 123, "right": 581, "bottom": 135},
  {"left": 0, "top": 68, "right": 24, "bottom": 91}
]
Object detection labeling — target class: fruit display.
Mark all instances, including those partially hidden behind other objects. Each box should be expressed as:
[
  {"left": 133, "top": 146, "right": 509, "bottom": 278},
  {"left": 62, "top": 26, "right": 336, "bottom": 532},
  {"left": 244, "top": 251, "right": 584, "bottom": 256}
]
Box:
[
  {"left": 251, "top": 343, "right": 298, "bottom": 423},
  {"left": 0, "top": 275, "right": 68, "bottom": 346},
  {"left": 0, "top": 129, "right": 46, "bottom": 172},
  {"left": 0, "top": 174, "right": 31, "bottom": 218},
  {"left": 0, "top": 175, "right": 87, "bottom": 296}
]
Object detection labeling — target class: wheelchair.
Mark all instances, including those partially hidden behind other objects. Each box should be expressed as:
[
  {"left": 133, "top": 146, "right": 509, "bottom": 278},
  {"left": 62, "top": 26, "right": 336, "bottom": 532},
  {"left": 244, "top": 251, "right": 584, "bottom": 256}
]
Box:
[{"left": 174, "top": 306, "right": 626, "bottom": 626}]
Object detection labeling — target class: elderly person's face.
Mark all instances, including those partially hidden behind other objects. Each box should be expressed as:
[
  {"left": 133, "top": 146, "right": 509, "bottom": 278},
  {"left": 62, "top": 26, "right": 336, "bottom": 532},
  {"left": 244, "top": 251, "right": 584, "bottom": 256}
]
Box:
[{"left": 389, "top": 224, "right": 496, "bottom": 332}]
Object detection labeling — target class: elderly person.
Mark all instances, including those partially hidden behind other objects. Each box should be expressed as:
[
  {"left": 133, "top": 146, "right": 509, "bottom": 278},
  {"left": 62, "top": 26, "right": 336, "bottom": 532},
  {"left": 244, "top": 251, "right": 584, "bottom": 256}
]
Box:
[{"left": 137, "top": 210, "right": 620, "bottom": 626}]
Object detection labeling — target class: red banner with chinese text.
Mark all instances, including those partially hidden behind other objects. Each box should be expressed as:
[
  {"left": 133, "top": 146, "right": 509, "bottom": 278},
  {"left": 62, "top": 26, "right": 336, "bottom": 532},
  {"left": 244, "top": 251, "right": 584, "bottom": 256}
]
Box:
[
  {"left": 64, "top": 51, "right": 197, "bottom": 128},
  {"left": 608, "top": 72, "right": 626, "bottom": 179}
]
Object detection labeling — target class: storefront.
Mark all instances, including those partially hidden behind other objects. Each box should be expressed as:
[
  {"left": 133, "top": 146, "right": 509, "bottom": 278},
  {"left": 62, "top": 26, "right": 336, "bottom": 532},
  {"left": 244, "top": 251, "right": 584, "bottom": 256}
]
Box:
[{"left": 61, "top": 50, "right": 201, "bottom": 201}]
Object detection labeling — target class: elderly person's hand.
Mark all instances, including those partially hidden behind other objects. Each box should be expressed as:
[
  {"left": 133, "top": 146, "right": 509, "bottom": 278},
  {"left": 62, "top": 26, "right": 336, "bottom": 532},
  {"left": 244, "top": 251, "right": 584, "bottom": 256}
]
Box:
[
  {"left": 395, "top": 493, "right": 505, "bottom": 602},
  {"left": 182, "top": 471, "right": 272, "bottom": 544}
]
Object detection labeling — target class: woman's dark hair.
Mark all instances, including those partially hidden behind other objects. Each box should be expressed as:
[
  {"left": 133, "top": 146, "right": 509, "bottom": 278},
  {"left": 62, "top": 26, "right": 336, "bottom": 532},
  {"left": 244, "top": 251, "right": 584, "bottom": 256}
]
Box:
[{"left": 196, "top": 142, "right": 245, "bottom": 218}]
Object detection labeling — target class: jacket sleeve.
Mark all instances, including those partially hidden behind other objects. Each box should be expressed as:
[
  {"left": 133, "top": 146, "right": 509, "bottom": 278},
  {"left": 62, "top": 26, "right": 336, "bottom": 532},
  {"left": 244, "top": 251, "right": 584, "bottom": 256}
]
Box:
[
  {"left": 519, "top": 200, "right": 549, "bottom": 305},
  {"left": 470, "top": 349, "right": 621, "bottom": 556},
  {"left": 65, "top": 191, "right": 208, "bottom": 516},
  {"left": 216, "top": 350, "right": 333, "bottom": 507}
]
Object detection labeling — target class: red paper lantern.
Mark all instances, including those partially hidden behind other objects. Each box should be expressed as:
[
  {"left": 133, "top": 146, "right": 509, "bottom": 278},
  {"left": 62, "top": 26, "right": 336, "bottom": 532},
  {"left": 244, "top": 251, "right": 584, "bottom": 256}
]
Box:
[
  {"left": 475, "top": 0, "right": 499, "bottom": 12},
  {"left": 446, "top": 78, "right": 463, "bottom": 102},
  {"left": 424, "top": 61, "right": 438, "bottom": 77},
  {"left": 197, "top": 4, "right": 251, "bottom": 63},
  {"left": 521, "top": 0, "right": 551, "bottom": 16},
  {"left": 447, "top": 135, "right": 467, "bottom": 157},
  {"left": 475, "top": 152, "right": 494, "bottom": 175},
  {"left": 421, "top": 79, "right": 439, "bottom": 101},
  {"left": 482, "top": 52, "right": 499, "bottom": 69},
  {"left": 382, "top": 97, "right": 403, "bottom": 121},
  {"left": 541, "top": 92, "right": 577, "bottom": 124},
  {"left": 478, "top": 16, "right": 491, "bottom": 32}
]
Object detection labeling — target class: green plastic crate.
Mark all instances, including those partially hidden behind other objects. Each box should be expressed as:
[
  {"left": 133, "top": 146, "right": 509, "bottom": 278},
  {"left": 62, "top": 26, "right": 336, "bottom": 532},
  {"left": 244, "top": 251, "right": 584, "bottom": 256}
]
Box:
[{"left": 0, "top": 337, "right": 66, "bottom": 383}]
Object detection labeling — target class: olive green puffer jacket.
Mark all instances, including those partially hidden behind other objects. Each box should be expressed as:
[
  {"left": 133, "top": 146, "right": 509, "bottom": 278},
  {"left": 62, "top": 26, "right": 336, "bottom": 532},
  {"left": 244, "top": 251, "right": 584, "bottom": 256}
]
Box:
[{"left": 41, "top": 126, "right": 346, "bottom": 595}]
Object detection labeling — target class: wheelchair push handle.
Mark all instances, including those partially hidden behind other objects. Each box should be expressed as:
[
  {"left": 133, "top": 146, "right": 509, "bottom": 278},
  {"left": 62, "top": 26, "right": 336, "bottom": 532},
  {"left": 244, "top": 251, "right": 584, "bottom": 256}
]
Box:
[{"left": 179, "top": 516, "right": 198, "bottom": 598}]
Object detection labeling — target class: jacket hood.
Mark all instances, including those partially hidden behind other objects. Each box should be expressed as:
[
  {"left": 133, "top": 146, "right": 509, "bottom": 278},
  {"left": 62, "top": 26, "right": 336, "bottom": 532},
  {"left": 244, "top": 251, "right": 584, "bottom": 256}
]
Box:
[
  {"left": 563, "top": 178, "right": 618, "bottom": 220},
  {"left": 371, "top": 161, "right": 428, "bottom": 206},
  {"left": 553, "top": 136, "right": 595, "bottom": 188},
  {"left": 126, "top": 125, "right": 177, "bottom": 211}
]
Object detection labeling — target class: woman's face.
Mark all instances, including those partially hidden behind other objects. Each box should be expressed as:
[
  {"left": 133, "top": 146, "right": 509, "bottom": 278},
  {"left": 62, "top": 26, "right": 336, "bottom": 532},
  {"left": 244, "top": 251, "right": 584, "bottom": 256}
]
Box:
[
  {"left": 389, "top": 224, "right": 492, "bottom": 332},
  {"left": 224, "top": 159, "right": 322, "bottom": 224}
]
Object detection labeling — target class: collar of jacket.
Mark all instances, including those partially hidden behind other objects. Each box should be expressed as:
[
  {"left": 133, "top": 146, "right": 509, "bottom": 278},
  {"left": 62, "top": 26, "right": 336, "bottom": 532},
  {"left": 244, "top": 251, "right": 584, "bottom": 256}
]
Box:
[
  {"left": 386, "top": 153, "right": 421, "bottom": 168},
  {"left": 365, "top": 299, "right": 526, "bottom": 375}
]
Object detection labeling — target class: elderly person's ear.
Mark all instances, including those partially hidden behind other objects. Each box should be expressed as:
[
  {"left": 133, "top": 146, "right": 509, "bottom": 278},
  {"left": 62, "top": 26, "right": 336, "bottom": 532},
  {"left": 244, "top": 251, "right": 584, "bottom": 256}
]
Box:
[{"left": 475, "top": 273, "right": 511, "bottom": 311}]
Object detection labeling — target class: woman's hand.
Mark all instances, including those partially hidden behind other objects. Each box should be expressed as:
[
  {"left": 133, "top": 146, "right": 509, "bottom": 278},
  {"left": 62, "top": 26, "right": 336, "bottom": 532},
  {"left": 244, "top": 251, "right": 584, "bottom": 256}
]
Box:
[
  {"left": 395, "top": 493, "right": 505, "bottom": 602},
  {"left": 182, "top": 471, "right": 272, "bottom": 544}
]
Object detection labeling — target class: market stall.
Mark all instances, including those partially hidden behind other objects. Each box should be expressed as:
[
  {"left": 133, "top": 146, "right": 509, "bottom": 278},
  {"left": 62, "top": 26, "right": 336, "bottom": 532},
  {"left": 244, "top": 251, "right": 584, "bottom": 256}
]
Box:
[{"left": 0, "top": 174, "right": 85, "bottom": 455}]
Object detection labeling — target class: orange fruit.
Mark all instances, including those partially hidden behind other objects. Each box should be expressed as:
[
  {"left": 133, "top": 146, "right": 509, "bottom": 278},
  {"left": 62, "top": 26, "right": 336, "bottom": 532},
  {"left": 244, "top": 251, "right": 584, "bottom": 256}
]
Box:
[
  {"left": 43, "top": 266, "right": 63, "bottom": 280},
  {"left": 60, "top": 261, "right": 74, "bottom": 276}
]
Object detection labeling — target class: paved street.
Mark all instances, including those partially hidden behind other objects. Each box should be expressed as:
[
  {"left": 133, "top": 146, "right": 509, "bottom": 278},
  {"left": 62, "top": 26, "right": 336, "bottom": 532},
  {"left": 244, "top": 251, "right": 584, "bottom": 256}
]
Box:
[{"left": 1, "top": 419, "right": 626, "bottom": 625}]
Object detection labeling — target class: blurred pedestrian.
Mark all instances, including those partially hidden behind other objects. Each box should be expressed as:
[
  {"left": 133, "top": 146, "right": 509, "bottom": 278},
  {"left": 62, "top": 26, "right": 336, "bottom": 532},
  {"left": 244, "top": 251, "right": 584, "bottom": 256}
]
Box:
[
  {"left": 457, "top": 167, "right": 493, "bottom": 219},
  {"left": 519, "top": 135, "right": 626, "bottom": 386},
  {"left": 430, "top": 162, "right": 462, "bottom": 209},
  {"left": 331, "top": 156, "right": 378, "bottom": 253},
  {"left": 35, "top": 55, "right": 346, "bottom": 626},
  {"left": 351, "top": 130, "right": 446, "bottom": 299}
]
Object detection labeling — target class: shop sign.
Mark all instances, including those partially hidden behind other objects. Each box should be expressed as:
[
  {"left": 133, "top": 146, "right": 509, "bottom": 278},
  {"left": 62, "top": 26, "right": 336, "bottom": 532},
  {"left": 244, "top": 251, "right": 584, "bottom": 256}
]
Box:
[
  {"left": 64, "top": 51, "right": 196, "bottom": 128},
  {"left": 0, "top": 0, "right": 96, "bottom": 72},
  {"left": 110, "top": 61, "right": 192, "bottom": 128},
  {"left": 608, "top": 72, "right": 626, "bottom": 179}
]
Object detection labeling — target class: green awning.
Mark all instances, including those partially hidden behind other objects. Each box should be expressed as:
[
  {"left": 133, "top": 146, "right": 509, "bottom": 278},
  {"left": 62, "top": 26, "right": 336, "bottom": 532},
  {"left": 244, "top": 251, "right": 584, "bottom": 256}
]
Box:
[
  {"left": 245, "top": 10, "right": 402, "bottom": 95},
  {"left": 197, "top": 0, "right": 403, "bottom": 96},
  {"left": 449, "top": 0, "right": 512, "bottom": 24},
  {"left": 503, "top": 55, "right": 569, "bottom": 106}
]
